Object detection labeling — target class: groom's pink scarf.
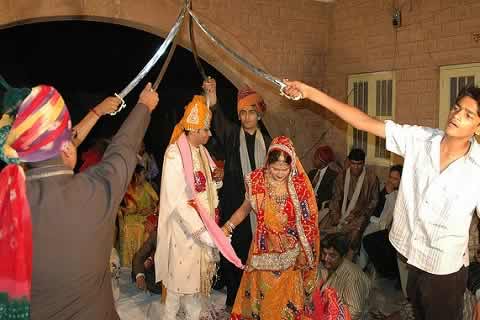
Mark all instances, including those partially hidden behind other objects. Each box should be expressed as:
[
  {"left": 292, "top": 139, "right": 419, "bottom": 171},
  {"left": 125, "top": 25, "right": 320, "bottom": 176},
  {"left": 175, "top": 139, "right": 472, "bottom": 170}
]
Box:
[{"left": 176, "top": 133, "right": 244, "bottom": 269}]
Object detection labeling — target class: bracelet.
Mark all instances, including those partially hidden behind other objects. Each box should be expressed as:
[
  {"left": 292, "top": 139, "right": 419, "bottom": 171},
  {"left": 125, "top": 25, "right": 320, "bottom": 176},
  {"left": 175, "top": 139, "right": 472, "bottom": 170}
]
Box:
[
  {"left": 225, "top": 221, "right": 236, "bottom": 233},
  {"left": 90, "top": 108, "right": 101, "bottom": 118},
  {"left": 223, "top": 225, "right": 233, "bottom": 235}
]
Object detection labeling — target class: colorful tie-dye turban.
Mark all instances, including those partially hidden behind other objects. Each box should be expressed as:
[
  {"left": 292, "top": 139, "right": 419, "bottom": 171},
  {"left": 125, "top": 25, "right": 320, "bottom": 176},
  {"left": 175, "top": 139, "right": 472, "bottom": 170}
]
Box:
[{"left": 0, "top": 83, "right": 72, "bottom": 164}]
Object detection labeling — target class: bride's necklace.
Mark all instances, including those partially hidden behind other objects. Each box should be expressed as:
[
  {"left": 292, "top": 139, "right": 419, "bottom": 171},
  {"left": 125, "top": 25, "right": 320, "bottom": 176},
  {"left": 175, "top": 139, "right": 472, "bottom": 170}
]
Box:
[{"left": 266, "top": 175, "right": 289, "bottom": 210}]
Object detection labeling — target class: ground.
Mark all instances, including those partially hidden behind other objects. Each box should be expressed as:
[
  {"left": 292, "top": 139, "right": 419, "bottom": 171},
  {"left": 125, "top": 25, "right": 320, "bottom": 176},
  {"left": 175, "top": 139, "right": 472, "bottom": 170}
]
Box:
[{"left": 116, "top": 268, "right": 405, "bottom": 319}]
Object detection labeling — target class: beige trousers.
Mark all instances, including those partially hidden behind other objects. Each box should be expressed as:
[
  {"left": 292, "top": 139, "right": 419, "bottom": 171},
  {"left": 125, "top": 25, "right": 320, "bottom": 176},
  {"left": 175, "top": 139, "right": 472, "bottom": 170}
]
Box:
[{"left": 163, "top": 289, "right": 202, "bottom": 320}]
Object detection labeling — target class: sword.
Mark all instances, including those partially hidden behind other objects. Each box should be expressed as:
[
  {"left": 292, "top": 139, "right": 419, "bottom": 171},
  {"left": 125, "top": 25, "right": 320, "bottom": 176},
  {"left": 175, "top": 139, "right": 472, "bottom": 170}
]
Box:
[
  {"left": 152, "top": 22, "right": 182, "bottom": 90},
  {"left": 189, "top": 1, "right": 208, "bottom": 81},
  {"left": 187, "top": 9, "right": 303, "bottom": 101},
  {"left": 111, "top": 2, "right": 189, "bottom": 115}
]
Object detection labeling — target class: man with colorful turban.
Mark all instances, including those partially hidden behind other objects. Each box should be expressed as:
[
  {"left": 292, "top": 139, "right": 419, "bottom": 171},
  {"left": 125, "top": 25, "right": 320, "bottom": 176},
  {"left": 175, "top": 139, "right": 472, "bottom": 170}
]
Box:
[
  {"left": 203, "top": 78, "right": 271, "bottom": 309},
  {"left": 0, "top": 76, "right": 159, "bottom": 320},
  {"left": 307, "top": 145, "right": 338, "bottom": 214},
  {"left": 155, "top": 95, "right": 242, "bottom": 320}
]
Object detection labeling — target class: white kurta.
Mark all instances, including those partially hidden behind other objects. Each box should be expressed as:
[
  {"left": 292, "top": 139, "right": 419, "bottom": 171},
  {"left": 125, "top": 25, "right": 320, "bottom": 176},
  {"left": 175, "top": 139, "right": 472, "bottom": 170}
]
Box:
[
  {"left": 155, "top": 144, "right": 216, "bottom": 294},
  {"left": 363, "top": 190, "right": 398, "bottom": 236}
]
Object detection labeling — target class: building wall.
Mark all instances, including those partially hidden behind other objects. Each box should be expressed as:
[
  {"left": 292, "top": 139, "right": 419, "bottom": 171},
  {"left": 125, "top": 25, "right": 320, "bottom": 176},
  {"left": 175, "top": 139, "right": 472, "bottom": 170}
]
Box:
[
  {"left": 324, "top": 0, "right": 480, "bottom": 168},
  {"left": 0, "top": 0, "right": 332, "bottom": 169},
  {"left": 2, "top": 0, "right": 480, "bottom": 172}
]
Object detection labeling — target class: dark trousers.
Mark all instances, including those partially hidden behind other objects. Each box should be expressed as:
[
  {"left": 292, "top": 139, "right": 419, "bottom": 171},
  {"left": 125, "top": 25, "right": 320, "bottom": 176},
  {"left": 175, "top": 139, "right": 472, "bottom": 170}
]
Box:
[
  {"left": 363, "top": 229, "right": 399, "bottom": 279},
  {"left": 222, "top": 256, "right": 245, "bottom": 307},
  {"left": 407, "top": 265, "right": 467, "bottom": 320},
  {"left": 221, "top": 218, "right": 252, "bottom": 307}
]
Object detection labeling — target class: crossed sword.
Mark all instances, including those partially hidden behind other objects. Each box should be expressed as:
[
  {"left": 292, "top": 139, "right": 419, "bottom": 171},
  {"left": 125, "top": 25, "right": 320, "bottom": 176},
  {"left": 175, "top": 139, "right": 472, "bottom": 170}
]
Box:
[{"left": 110, "top": 0, "right": 301, "bottom": 116}]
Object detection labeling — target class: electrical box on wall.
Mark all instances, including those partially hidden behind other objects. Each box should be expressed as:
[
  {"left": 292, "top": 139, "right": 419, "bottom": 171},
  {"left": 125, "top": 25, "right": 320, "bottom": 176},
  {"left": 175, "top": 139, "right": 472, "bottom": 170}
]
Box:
[{"left": 392, "top": 8, "right": 401, "bottom": 27}]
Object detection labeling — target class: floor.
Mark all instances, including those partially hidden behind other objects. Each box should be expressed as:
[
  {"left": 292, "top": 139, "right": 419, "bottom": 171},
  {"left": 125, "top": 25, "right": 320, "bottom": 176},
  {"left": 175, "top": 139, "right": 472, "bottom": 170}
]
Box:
[
  {"left": 115, "top": 268, "right": 406, "bottom": 320},
  {"left": 368, "top": 275, "right": 406, "bottom": 318}
]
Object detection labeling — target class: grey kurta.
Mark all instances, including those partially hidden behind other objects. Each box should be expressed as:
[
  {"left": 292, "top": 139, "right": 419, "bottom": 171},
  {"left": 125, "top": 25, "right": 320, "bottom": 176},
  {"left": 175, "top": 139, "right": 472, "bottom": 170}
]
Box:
[{"left": 26, "top": 103, "right": 151, "bottom": 320}]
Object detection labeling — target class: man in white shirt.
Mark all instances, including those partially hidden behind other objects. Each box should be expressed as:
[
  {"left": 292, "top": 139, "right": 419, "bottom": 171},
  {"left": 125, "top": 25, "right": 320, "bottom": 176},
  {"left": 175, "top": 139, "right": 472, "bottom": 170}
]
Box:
[{"left": 283, "top": 81, "right": 480, "bottom": 320}]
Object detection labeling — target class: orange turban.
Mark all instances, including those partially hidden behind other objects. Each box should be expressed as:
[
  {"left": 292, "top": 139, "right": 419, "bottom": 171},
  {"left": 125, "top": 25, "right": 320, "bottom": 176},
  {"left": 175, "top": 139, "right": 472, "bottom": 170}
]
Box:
[
  {"left": 237, "top": 87, "right": 266, "bottom": 115},
  {"left": 170, "top": 95, "right": 211, "bottom": 144}
]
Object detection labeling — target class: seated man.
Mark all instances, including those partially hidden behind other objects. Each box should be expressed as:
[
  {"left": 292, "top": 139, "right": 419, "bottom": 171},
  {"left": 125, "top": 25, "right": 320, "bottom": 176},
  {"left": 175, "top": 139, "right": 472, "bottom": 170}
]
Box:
[
  {"left": 320, "top": 233, "right": 371, "bottom": 320},
  {"left": 323, "top": 148, "right": 379, "bottom": 254},
  {"left": 359, "top": 165, "right": 403, "bottom": 272},
  {"left": 307, "top": 145, "right": 338, "bottom": 221},
  {"left": 131, "top": 214, "right": 162, "bottom": 294}
]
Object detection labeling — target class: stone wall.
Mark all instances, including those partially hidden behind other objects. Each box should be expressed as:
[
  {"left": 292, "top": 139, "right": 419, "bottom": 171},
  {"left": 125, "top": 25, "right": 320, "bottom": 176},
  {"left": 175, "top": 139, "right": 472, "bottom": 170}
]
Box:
[
  {"left": 2, "top": 0, "right": 480, "bottom": 172},
  {"left": 0, "top": 0, "right": 332, "bottom": 168}
]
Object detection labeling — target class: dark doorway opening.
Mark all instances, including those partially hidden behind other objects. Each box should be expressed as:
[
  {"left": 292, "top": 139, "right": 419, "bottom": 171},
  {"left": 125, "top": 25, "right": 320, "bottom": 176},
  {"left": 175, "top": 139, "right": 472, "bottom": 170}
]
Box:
[{"left": 0, "top": 20, "right": 241, "bottom": 169}]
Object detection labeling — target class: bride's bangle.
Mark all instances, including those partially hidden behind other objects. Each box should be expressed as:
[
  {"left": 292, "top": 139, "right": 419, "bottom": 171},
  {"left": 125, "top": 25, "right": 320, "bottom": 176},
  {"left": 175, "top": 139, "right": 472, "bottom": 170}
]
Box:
[{"left": 225, "top": 221, "right": 236, "bottom": 233}]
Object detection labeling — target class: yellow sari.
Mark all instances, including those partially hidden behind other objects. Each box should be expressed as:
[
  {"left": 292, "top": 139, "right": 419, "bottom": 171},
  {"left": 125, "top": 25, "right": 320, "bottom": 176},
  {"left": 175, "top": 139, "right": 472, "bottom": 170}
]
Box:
[{"left": 118, "top": 181, "right": 158, "bottom": 267}]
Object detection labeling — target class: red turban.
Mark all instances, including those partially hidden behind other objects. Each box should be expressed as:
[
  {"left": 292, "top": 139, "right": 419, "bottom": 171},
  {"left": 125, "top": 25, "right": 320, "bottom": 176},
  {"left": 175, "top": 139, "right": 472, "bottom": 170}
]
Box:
[{"left": 314, "top": 145, "right": 334, "bottom": 164}]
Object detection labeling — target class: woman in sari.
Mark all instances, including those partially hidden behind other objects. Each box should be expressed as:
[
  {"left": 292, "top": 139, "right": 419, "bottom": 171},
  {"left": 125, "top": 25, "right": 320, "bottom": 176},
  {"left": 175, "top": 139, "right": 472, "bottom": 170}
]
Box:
[
  {"left": 222, "top": 136, "right": 320, "bottom": 320},
  {"left": 118, "top": 165, "right": 159, "bottom": 266}
]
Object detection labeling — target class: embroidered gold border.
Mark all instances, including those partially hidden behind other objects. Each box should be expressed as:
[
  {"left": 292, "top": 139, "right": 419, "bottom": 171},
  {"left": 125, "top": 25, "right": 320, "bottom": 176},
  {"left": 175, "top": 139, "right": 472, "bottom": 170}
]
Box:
[
  {"left": 249, "top": 245, "right": 300, "bottom": 271},
  {"left": 288, "top": 179, "right": 315, "bottom": 268}
]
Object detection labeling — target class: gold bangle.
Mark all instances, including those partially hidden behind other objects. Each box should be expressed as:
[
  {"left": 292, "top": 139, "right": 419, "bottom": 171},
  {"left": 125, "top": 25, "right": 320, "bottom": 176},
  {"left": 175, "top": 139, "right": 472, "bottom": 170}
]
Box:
[{"left": 223, "top": 225, "right": 232, "bottom": 235}]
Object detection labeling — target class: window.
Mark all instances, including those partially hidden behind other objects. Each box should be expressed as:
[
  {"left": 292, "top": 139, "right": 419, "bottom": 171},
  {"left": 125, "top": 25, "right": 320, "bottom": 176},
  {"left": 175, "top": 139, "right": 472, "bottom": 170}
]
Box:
[
  {"left": 347, "top": 71, "right": 395, "bottom": 166},
  {"left": 439, "top": 63, "right": 480, "bottom": 129}
]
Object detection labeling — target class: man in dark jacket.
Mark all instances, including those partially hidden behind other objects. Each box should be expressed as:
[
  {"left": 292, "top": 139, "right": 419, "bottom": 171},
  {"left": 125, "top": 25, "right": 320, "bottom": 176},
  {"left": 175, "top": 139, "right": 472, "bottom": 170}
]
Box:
[
  {"left": 203, "top": 78, "right": 271, "bottom": 308},
  {"left": 307, "top": 145, "right": 338, "bottom": 213}
]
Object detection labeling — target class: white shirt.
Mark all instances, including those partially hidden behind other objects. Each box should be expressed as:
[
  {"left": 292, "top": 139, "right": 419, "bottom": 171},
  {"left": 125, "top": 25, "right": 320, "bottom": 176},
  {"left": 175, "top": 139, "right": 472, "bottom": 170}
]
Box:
[
  {"left": 366, "top": 190, "right": 398, "bottom": 236},
  {"left": 313, "top": 166, "right": 329, "bottom": 194},
  {"left": 385, "top": 120, "right": 480, "bottom": 275}
]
